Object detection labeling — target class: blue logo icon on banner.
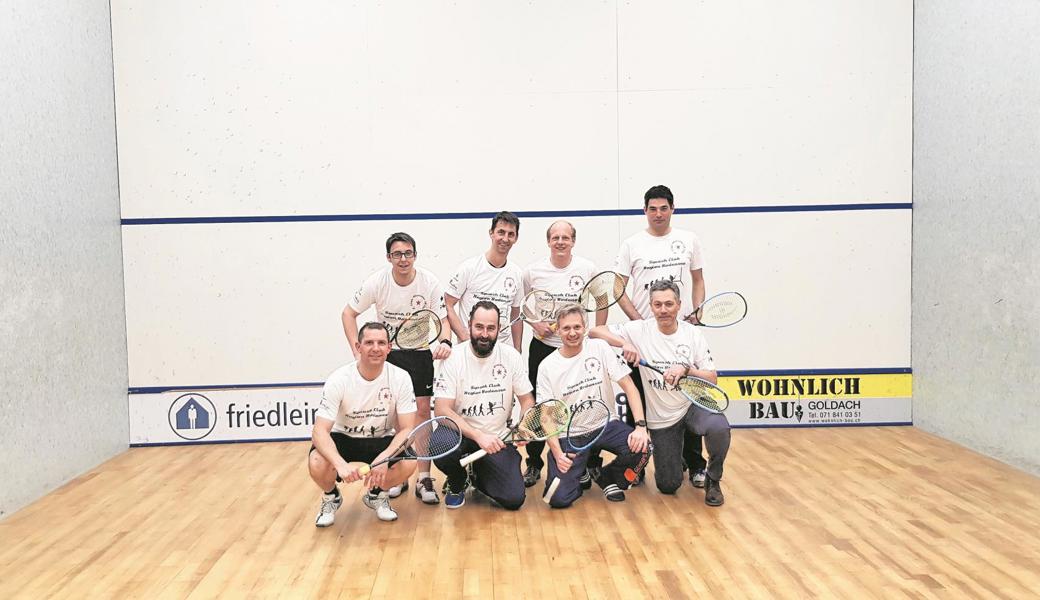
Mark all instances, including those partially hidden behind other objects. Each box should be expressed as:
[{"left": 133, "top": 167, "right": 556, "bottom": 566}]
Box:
[{"left": 168, "top": 393, "right": 217, "bottom": 441}]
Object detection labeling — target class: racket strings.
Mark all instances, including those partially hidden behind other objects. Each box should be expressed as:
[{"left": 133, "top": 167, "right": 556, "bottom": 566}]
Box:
[
  {"left": 396, "top": 312, "right": 440, "bottom": 349},
  {"left": 699, "top": 298, "right": 743, "bottom": 324},
  {"left": 579, "top": 272, "right": 625, "bottom": 312},
  {"left": 566, "top": 400, "right": 611, "bottom": 439},
  {"left": 407, "top": 418, "right": 462, "bottom": 459},
  {"left": 516, "top": 401, "right": 568, "bottom": 440},
  {"left": 522, "top": 290, "right": 556, "bottom": 321},
  {"left": 676, "top": 379, "right": 729, "bottom": 412}
]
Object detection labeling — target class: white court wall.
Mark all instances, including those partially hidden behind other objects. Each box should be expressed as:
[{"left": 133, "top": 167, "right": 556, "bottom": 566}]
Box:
[
  {"left": 913, "top": 1, "right": 1040, "bottom": 475},
  {"left": 0, "top": 1, "right": 127, "bottom": 515},
  {"left": 111, "top": 1, "right": 913, "bottom": 443}
]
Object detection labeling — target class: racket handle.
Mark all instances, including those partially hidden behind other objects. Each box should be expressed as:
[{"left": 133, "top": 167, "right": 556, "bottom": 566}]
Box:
[
  {"left": 459, "top": 449, "right": 487, "bottom": 467},
  {"left": 357, "top": 464, "right": 371, "bottom": 476},
  {"left": 542, "top": 477, "right": 561, "bottom": 504}
]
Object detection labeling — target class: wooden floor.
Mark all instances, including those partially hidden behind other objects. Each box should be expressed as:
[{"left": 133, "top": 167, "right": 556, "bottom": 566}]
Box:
[{"left": 2, "top": 427, "right": 1039, "bottom": 599}]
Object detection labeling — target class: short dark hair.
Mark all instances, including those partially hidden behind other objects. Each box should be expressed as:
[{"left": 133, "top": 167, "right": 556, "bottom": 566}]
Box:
[
  {"left": 385, "top": 232, "right": 417, "bottom": 254},
  {"left": 469, "top": 300, "right": 501, "bottom": 322},
  {"left": 359, "top": 321, "right": 390, "bottom": 342},
  {"left": 490, "top": 211, "right": 520, "bottom": 233},
  {"left": 648, "top": 280, "right": 681, "bottom": 300},
  {"left": 644, "top": 185, "right": 674, "bottom": 208}
]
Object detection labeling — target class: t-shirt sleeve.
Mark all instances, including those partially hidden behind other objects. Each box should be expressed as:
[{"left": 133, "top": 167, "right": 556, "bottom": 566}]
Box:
[
  {"left": 688, "top": 234, "right": 706, "bottom": 271},
  {"left": 433, "top": 355, "right": 458, "bottom": 399},
  {"left": 535, "top": 360, "right": 554, "bottom": 401},
  {"left": 395, "top": 370, "right": 418, "bottom": 415},
  {"left": 511, "top": 350, "right": 534, "bottom": 396},
  {"left": 614, "top": 239, "right": 633, "bottom": 278},
  {"left": 348, "top": 272, "right": 377, "bottom": 313},
  {"left": 316, "top": 375, "right": 345, "bottom": 422},
  {"left": 511, "top": 267, "right": 524, "bottom": 308},
  {"left": 598, "top": 339, "right": 632, "bottom": 382},
  {"left": 690, "top": 330, "right": 716, "bottom": 372},
  {"left": 446, "top": 260, "right": 470, "bottom": 300}
]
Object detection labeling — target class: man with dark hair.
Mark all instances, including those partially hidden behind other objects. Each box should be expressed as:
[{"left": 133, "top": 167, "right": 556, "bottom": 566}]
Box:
[
  {"left": 445, "top": 211, "right": 524, "bottom": 351},
  {"left": 342, "top": 232, "right": 452, "bottom": 504},
  {"left": 519, "top": 220, "right": 605, "bottom": 488},
  {"left": 591, "top": 281, "right": 731, "bottom": 506},
  {"left": 614, "top": 185, "right": 709, "bottom": 488},
  {"left": 433, "top": 301, "right": 534, "bottom": 509},
  {"left": 308, "top": 323, "right": 419, "bottom": 525}
]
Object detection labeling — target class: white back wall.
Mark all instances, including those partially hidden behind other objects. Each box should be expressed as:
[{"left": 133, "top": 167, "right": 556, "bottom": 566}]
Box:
[{"left": 112, "top": 1, "right": 912, "bottom": 443}]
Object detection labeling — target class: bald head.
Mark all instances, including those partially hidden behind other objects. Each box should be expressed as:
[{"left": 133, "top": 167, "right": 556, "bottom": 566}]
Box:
[{"left": 546, "top": 220, "right": 576, "bottom": 243}]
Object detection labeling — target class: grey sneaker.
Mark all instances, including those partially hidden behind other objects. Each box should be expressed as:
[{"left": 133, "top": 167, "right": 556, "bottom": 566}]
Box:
[
  {"left": 704, "top": 477, "right": 725, "bottom": 507},
  {"left": 690, "top": 469, "right": 707, "bottom": 488},
  {"left": 386, "top": 481, "right": 408, "bottom": 498},
  {"left": 415, "top": 476, "right": 440, "bottom": 505},
  {"left": 315, "top": 492, "right": 342, "bottom": 527},
  {"left": 362, "top": 491, "right": 399, "bottom": 521}
]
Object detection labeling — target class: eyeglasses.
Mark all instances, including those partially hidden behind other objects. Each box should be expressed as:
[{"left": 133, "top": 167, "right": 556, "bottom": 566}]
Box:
[{"left": 389, "top": 250, "right": 416, "bottom": 260}]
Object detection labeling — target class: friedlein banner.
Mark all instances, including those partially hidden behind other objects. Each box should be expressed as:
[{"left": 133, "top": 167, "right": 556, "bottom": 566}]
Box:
[{"left": 128, "top": 372, "right": 911, "bottom": 445}]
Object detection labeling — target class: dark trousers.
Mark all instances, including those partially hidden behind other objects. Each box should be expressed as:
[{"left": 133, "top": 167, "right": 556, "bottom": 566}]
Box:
[
  {"left": 524, "top": 337, "right": 558, "bottom": 471},
  {"left": 648, "top": 403, "right": 731, "bottom": 494},
  {"left": 543, "top": 420, "right": 650, "bottom": 508},
  {"left": 625, "top": 359, "right": 706, "bottom": 473},
  {"left": 433, "top": 437, "right": 526, "bottom": 510}
]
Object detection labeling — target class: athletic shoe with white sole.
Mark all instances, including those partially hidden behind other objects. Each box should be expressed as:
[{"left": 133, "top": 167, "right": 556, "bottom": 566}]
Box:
[
  {"left": 362, "top": 491, "right": 399, "bottom": 521},
  {"left": 314, "top": 492, "right": 342, "bottom": 527}
]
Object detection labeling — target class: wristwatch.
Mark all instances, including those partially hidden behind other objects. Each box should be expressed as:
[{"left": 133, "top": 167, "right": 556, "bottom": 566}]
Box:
[
  {"left": 635, "top": 419, "right": 647, "bottom": 428},
  {"left": 439, "top": 339, "right": 453, "bottom": 347}
]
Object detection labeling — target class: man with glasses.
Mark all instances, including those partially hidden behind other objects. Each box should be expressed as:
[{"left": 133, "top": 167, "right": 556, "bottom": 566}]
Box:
[{"left": 342, "top": 232, "right": 452, "bottom": 504}]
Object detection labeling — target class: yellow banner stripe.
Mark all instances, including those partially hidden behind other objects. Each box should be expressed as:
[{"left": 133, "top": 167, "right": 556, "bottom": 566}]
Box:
[{"left": 717, "top": 373, "right": 911, "bottom": 400}]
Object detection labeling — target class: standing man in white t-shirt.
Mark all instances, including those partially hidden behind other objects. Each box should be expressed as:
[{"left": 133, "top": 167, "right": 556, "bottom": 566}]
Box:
[
  {"left": 445, "top": 211, "right": 524, "bottom": 351},
  {"left": 433, "top": 301, "right": 535, "bottom": 510},
  {"left": 309, "top": 323, "right": 420, "bottom": 526},
  {"left": 591, "top": 281, "right": 730, "bottom": 506},
  {"left": 614, "top": 185, "right": 708, "bottom": 488},
  {"left": 519, "top": 220, "right": 604, "bottom": 488},
  {"left": 537, "top": 304, "right": 651, "bottom": 508},
  {"left": 342, "top": 232, "right": 452, "bottom": 505}
]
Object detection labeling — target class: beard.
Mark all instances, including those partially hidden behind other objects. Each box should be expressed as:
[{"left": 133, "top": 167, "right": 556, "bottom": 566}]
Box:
[{"left": 471, "top": 333, "right": 497, "bottom": 357}]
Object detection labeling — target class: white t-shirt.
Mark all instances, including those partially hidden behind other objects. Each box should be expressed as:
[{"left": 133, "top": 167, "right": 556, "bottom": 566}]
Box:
[
  {"left": 522, "top": 255, "right": 598, "bottom": 348},
  {"left": 433, "top": 340, "right": 533, "bottom": 437},
  {"left": 446, "top": 254, "right": 523, "bottom": 345},
  {"left": 348, "top": 266, "right": 447, "bottom": 350},
  {"left": 317, "top": 362, "right": 417, "bottom": 437},
  {"left": 536, "top": 339, "right": 630, "bottom": 433},
  {"left": 613, "top": 320, "right": 716, "bottom": 429},
  {"left": 615, "top": 229, "right": 705, "bottom": 319}
]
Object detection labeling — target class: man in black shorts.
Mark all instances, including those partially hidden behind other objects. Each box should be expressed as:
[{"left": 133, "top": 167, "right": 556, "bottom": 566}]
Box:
[
  {"left": 342, "top": 232, "right": 452, "bottom": 504},
  {"left": 309, "top": 323, "right": 420, "bottom": 525}
]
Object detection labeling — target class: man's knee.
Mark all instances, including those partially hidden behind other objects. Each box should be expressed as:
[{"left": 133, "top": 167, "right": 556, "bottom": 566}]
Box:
[
  {"left": 497, "top": 494, "right": 526, "bottom": 511},
  {"left": 655, "top": 472, "right": 682, "bottom": 495}
]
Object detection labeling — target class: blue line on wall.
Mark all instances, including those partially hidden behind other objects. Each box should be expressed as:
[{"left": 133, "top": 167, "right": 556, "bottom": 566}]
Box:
[
  {"left": 127, "top": 367, "right": 912, "bottom": 394},
  {"left": 121, "top": 202, "right": 912, "bottom": 225}
]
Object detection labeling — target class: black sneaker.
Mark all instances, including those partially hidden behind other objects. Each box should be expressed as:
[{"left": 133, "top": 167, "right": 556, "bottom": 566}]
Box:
[
  {"left": 704, "top": 476, "right": 725, "bottom": 506},
  {"left": 602, "top": 483, "right": 626, "bottom": 502},
  {"left": 579, "top": 469, "right": 592, "bottom": 490},
  {"left": 522, "top": 465, "right": 541, "bottom": 488}
]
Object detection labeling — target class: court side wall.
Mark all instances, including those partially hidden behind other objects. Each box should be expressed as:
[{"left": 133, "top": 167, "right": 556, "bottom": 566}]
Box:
[
  {"left": 913, "top": 1, "right": 1040, "bottom": 475},
  {"left": 0, "top": 2, "right": 129, "bottom": 516}
]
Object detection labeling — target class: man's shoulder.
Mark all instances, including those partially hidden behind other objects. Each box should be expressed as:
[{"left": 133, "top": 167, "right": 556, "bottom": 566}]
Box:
[{"left": 326, "top": 362, "right": 359, "bottom": 385}]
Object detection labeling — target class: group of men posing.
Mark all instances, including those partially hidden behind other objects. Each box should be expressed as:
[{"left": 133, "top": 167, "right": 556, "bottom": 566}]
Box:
[{"left": 308, "top": 185, "right": 732, "bottom": 525}]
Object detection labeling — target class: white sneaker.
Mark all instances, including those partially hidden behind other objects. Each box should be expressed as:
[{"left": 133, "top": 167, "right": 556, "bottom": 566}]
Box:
[
  {"left": 386, "top": 481, "right": 408, "bottom": 498},
  {"left": 415, "top": 476, "right": 440, "bottom": 505},
  {"left": 362, "top": 492, "right": 398, "bottom": 522},
  {"left": 691, "top": 469, "right": 707, "bottom": 488},
  {"left": 314, "top": 492, "right": 342, "bottom": 527}
]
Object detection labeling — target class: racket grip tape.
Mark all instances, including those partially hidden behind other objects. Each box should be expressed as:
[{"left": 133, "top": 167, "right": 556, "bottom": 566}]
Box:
[
  {"left": 459, "top": 449, "right": 487, "bottom": 467},
  {"left": 542, "top": 477, "right": 561, "bottom": 504},
  {"left": 357, "top": 464, "right": 371, "bottom": 476}
]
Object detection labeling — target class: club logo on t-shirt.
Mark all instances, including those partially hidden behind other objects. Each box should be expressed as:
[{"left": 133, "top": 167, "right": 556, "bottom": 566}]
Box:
[
  {"left": 378, "top": 387, "right": 393, "bottom": 404},
  {"left": 491, "top": 364, "right": 507, "bottom": 381},
  {"left": 584, "top": 357, "right": 602, "bottom": 375},
  {"left": 410, "top": 294, "right": 426, "bottom": 310},
  {"left": 503, "top": 277, "right": 517, "bottom": 295},
  {"left": 568, "top": 275, "right": 585, "bottom": 291},
  {"left": 670, "top": 240, "right": 686, "bottom": 255},
  {"left": 676, "top": 344, "right": 691, "bottom": 360}
]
